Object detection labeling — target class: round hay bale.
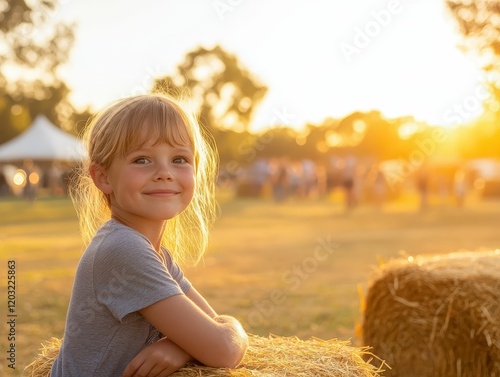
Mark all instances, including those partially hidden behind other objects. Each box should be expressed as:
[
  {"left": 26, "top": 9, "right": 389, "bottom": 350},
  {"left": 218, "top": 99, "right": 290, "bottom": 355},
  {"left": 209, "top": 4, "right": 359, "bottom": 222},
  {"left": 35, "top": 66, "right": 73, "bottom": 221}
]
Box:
[
  {"left": 362, "top": 250, "right": 500, "bottom": 377},
  {"left": 23, "top": 334, "right": 384, "bottom": 377}
]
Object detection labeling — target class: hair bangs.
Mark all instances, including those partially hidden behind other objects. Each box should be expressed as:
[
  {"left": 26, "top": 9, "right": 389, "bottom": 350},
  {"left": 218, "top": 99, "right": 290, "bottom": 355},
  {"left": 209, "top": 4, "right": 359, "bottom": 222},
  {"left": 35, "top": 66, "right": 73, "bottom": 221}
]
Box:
[{"left": 115, "top": 97, "right": 194, "bottom": 157}]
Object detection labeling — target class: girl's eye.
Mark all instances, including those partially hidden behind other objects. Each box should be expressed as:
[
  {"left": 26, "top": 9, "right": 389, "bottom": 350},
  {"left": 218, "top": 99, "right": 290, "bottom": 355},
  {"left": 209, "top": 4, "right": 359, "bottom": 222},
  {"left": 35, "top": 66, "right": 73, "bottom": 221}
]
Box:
[
  {"left": 133, "top": 157, "right": 149, "bottom": 164},
  {"left": 172, "top": 156, "right": 188, "bottom": 164}
]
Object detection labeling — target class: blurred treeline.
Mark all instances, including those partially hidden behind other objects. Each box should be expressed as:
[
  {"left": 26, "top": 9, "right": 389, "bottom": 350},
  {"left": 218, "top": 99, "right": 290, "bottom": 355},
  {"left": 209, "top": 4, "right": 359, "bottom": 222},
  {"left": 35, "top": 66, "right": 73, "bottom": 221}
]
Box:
[{"left": 1, "top": 0, "right": 499, "bottom": 165}]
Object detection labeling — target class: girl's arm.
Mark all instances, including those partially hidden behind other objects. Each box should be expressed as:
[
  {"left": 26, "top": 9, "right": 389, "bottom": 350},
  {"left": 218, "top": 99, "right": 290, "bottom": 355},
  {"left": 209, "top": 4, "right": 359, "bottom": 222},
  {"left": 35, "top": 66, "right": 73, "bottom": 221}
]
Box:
[
  {"left": 123, "top": 287, "right": 241, "bottom": 376},
  {"left": 139, "top": 294, "right": 248, "bottom": 368}
]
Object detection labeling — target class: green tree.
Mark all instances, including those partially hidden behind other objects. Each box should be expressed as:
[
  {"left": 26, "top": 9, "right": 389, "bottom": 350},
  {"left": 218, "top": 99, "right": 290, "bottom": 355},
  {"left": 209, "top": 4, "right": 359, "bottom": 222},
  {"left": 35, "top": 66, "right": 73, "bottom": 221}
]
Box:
[
  {"left": 152, "top": 45, "right": 267, "bottom": 133},
  {"left": 254, "top": 127, "right": 300, "bottom": 159},
  {"left": 446, "top": 0, "right": 500, "bottom": 71},
  {"left": 307, "top": 111, "right": 414, "bottom": 160},
  {"left": 446, "top": 0, "right": 500, "bottom": 157},
  {"left": 0, "top": 0, "right": 76, "bottom": 144}
]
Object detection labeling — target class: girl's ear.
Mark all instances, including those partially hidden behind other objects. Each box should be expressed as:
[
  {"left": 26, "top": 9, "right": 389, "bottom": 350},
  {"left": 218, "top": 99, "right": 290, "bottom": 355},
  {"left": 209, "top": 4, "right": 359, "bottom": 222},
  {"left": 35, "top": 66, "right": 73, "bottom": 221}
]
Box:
[{"left": 89, "top": 163, "right": 113, "bottom": 194}]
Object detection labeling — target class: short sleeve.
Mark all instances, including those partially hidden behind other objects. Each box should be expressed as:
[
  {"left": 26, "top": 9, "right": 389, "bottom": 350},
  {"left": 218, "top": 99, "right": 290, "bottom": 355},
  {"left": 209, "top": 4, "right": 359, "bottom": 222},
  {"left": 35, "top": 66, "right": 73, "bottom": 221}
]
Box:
[
  {"left": 92, "top": 227, "right": 185, "bottom": 323},
  {"left": 162, "top": 247, "right": 191, "bottom": 294}
]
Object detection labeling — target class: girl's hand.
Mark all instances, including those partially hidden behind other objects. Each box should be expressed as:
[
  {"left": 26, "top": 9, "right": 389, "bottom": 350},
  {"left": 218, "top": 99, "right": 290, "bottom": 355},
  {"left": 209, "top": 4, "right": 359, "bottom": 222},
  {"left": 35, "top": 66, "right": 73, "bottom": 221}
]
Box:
[{"left": 122, "top": 337, "right": 192, "bottom": 377}]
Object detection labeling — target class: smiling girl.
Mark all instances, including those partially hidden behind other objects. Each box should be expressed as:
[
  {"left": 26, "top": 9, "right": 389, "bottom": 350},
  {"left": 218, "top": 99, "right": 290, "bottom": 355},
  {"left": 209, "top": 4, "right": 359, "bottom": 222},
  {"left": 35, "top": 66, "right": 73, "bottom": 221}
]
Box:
[{"left": 51, "top": 94, "right": 248, "bottom": 377}]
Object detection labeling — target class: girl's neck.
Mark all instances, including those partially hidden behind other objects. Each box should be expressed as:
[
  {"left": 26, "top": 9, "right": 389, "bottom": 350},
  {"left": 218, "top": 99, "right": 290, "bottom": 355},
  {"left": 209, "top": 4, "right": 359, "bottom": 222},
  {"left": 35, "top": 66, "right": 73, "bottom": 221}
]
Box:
[{"left": 111, "top": 214, "right": 165, "bottom": 252}]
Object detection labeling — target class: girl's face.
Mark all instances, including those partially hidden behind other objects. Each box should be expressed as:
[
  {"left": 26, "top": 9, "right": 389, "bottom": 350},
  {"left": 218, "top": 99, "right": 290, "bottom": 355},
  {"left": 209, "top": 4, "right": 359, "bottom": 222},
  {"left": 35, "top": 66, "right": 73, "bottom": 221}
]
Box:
[{"left": 99, "top": 140, "right": 195, "bottom": 225}]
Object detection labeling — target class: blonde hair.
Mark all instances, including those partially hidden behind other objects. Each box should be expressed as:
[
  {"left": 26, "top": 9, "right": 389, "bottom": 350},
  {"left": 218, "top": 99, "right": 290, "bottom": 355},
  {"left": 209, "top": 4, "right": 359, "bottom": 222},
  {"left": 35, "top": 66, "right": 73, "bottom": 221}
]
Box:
[{"left": 70, "top": 93, "right": 219, "bottom": 265}]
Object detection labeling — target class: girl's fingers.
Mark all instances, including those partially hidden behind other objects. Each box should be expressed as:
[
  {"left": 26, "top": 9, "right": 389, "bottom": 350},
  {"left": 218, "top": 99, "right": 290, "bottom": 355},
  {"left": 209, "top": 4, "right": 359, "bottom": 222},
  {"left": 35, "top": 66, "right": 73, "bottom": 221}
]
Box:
[
  {"left": 132, "top": 361, "right": 154, "bottom": 377},
  {"left": 123, "top": 359, "right": 148, "bottom": 377},
  {"left": 137, "top": 363, "right": 176, "bottom": 377}
]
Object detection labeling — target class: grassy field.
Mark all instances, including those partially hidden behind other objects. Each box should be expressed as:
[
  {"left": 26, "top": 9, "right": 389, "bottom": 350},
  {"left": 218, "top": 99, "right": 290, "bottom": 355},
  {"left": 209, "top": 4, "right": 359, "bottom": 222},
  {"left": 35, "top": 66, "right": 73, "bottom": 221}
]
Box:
[{"left": 1, "top": 191, "right": 499, "bottom": 375}]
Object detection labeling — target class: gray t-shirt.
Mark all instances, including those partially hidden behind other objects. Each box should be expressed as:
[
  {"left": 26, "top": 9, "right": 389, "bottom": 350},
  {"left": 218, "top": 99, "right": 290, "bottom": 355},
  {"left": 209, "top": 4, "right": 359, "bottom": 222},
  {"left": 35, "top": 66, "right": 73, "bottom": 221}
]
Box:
[{"left": 51, "top": 219, "right": 191, "bottom": 376}]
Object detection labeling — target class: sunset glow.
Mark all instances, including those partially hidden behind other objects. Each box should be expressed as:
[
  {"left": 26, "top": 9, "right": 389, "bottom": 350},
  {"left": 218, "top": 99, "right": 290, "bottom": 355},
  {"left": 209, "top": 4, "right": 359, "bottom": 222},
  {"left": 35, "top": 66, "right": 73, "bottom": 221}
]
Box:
[{"left": 55, "top": 0, "right": 485, "bottom": 132}]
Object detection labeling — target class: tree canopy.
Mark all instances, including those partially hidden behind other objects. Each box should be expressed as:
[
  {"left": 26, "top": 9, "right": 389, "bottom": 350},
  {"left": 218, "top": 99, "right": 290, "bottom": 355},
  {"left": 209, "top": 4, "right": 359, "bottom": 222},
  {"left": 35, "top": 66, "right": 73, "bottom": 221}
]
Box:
[
  {"left": 0, "top": 0, "right": 76, "bottom": 144},
  {"left": 446, "top": 0, "right": 500, "bottom": 157},
  {"left": 446, "top": 0, "right": 500, "bottom": 72},
  {"left": 152, "top": 45, "right": 267, "bottom": 133}
]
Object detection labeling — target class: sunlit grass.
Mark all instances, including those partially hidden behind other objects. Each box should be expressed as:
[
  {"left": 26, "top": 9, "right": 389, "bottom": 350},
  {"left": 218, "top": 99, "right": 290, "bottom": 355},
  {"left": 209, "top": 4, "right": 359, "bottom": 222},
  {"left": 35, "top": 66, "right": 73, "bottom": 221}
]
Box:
[{"left": 1, "top": 194, "right": 499, "bottom": 374}]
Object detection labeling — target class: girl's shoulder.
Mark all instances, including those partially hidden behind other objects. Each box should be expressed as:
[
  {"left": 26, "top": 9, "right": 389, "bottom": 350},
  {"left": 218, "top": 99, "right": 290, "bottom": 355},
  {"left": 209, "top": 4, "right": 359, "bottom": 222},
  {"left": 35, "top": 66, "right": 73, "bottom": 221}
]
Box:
[{"left": 88, "top": 219, "right": 153, "bottom": 261}]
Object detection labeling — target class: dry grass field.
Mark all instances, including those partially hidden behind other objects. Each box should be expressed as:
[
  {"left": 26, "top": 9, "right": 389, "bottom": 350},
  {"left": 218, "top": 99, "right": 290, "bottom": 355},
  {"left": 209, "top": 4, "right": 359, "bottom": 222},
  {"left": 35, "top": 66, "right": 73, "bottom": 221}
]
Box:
[{"left": 1, "top": 191, "right": 499, "bottom": 375}]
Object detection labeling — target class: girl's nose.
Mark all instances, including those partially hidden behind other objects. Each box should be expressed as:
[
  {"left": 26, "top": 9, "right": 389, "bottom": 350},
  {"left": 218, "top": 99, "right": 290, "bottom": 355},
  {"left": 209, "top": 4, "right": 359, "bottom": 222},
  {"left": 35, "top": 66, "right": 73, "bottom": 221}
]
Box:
[{"left": 154, "top": 162, "right": 174, "bottom": 181}]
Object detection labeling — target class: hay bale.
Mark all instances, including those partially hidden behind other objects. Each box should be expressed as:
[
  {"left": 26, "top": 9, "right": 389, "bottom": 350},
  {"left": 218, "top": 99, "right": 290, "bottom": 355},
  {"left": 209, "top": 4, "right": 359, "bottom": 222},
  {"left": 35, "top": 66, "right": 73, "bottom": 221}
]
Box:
[
  {"left": 22, "top": 338, "right": 61, "bottom": 377},
  {"left": 23, "top": 334, "right": 384, "bottom": 377},
  {"left": 362, "top": 249, "right": 500, "bottom": 377}
]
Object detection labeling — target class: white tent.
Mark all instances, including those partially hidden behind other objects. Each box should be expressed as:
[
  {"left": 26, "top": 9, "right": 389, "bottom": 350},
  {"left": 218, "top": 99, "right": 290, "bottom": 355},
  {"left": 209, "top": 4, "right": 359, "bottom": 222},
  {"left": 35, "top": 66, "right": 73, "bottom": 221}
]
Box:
[{"left": 0, "top": 115, "right": 86, "bottom": 162}]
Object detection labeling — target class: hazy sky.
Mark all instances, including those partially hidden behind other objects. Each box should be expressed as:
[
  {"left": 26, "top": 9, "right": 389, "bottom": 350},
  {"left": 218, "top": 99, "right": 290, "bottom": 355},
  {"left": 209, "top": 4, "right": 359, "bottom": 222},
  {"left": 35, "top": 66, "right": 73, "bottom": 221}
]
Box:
[{"left": 54, "top": 0, "right": 485, "bottom": 132}]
